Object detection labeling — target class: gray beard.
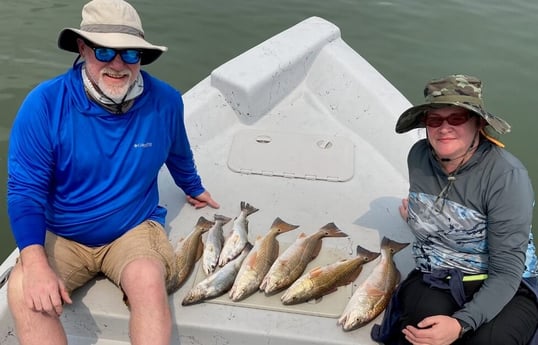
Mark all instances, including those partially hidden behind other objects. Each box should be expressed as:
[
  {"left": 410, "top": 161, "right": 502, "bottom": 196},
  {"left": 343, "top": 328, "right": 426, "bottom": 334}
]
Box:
[{"left": 81, "top": 65, "right": 144, "bottom": 105}]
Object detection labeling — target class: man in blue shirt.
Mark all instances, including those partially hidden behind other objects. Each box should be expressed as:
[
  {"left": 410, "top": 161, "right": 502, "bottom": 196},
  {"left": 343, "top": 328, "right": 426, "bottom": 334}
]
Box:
[{"left": 6, "top": 0, "right": 219, "bottom": 344}]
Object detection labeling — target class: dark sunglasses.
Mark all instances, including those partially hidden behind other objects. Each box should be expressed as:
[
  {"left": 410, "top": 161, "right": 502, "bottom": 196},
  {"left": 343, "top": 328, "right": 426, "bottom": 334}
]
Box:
[
  {"left": 423, "top": 113, "right": 471, "bottom": 128},
  {"left": 85, "top": 40, "right": 142, "bottom": 64}
]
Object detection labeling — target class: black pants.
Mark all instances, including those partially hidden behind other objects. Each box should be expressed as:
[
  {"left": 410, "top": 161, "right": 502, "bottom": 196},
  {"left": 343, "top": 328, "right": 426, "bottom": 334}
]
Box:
[{"left": 396, "top": 270, "right": 538, "bottom": 345}]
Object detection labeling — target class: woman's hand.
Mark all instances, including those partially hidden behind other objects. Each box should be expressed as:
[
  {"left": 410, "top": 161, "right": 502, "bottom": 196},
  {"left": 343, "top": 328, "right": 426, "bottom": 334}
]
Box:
[
  {"left": 402, "top": 315, "right": 461, "bottom": 345},
  {"left": 399, "top": 198, "right": 409, "bottom": 221}
]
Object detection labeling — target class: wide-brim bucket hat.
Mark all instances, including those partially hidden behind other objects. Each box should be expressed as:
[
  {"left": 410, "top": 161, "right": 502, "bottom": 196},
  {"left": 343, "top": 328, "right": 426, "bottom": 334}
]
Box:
[
  {"left": 58, "top": 0, "right": 167, "bottom": 65},
  {"left": 395, "top": 74, "right": 511, "bottom": 135}
]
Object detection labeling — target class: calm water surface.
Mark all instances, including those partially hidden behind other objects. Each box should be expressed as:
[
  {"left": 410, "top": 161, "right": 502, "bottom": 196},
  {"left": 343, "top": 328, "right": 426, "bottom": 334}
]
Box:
[{"left": 1, "top": 0, "right": 537, "bottom": 261}]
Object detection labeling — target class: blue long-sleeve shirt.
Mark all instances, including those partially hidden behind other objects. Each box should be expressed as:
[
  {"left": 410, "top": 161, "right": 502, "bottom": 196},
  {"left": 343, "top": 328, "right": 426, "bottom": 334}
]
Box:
[{"left": 8, "top": 63, "right": 205, "bottom": 250}]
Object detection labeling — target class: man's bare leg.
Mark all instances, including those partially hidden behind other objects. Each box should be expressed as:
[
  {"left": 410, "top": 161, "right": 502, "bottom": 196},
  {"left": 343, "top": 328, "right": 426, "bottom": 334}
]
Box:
[
  {"left": 7, "top": 263, "right": 68, "bottom": 345},
  {"left": 121, "top": 258, "right": 172, "bottom": 345}
]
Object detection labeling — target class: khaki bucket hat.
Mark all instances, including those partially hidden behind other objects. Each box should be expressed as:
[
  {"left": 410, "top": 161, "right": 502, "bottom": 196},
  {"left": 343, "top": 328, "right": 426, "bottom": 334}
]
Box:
[
  {"left": 57, "top": 0, "right": 167, "bottom": 65},
  {"left": 395, "top": 74, "right": 511, "bottom": 134}
]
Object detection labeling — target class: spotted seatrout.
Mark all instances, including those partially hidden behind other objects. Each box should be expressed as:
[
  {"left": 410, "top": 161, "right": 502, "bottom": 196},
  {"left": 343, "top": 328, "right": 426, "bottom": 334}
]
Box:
[
  {"left": 182, "top": 243, "right": 253, "bottom": 306},
  {"left": 229, "top": 217, "right": 299, "bottom": 301},
  {"left": 260, "top": 222, "right": 348, "bottom": 295},
  {"left": 280, "top": 245, "right": 380, "bottom": 305},
  {"left": 167, "top": 216, "right": 215, "bottom": 294},
  {"left": 218, "top": 201, "right": 259, "bottom": 267},
  {"left": 337, "top": 237, "right": 409, "bottom": 331},
  {"left": 202, "top": 214, "right": 232, "bottom": 276}
]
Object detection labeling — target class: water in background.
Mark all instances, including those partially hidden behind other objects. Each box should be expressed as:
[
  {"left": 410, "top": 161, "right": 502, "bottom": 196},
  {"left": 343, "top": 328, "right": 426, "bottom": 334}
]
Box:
[{"left": 1, "top": 0, "right": 537, "bottom": 261}]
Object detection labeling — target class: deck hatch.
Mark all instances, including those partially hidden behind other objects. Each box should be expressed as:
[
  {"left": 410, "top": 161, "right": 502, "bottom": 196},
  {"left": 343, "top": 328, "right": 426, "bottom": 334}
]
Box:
[{"left": 227, "top": 129, "right": 355, "bottom": 182}]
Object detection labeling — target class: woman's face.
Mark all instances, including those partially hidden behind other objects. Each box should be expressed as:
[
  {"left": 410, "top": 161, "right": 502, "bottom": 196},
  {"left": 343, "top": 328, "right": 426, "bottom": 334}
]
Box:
[{"left": 425, "top": 106, "right": 481, "bottom": 161}]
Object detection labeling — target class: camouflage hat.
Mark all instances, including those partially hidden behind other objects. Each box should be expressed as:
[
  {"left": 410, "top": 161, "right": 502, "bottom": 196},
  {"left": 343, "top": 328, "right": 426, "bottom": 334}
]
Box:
[{"left": 395, "top": 74, "right": 511, "bottom": 134}]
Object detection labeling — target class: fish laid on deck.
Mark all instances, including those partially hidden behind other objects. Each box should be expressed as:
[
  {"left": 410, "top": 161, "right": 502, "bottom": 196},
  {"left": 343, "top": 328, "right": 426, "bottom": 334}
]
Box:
[
  {"left": 337, "top": 237, "right": 409, "bottom": 331},
  {"left": 229, "top": 217, "right": 299, "bottom": 301},
  {"left": 280, "top": 245, "right": 380, "bottom": 305},
  {"left": 182, "top": 243, "right": 253, "bottom": 306},
  {"left": 218, "top": 201, "right": 259, "bottom": 266},
  {"left": 260, "top": 222, "right": 348, "bottom": 295},
  {"left": 167, "top": 216, "right": 215, "bottom": 293},
  {"left": 202, "top": 214, "right": 232, "bottom": 276}
]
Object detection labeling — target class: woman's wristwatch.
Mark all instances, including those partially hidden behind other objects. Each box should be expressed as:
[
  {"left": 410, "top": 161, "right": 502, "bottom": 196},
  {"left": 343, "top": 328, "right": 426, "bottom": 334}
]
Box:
[{"left": 457, "top": 319, "right": 473, "bottom": 338}]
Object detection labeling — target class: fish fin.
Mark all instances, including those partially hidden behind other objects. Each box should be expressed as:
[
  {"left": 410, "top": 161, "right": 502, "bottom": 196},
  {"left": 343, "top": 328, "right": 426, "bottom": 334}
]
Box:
[
  {"left": 308, "top": 266, "right": 324, "bottom": 278},
  {"left": 270, "top": 217, "right": 299, "bottom": 233},
  {"left": 245, "top": 250, "right": 258, "bottom": 267},
  {"left": 271, "top": 242, "right": 280, "bottom": 260},
  {"left": 195, "top": 238, "right": 204, "bottom": 261},
  {"left": 308, "top": 296, "right": 324, "bottom": 304},
  {"left": 214, "top": 214, "right": 232, "bottom": 225},
  {"left": 243, "top": 242, "right": 254, "bottom": 251},
  {"left": 356, "top": 245, "right": 381, "bottom": 262},
  {"left": 381, "top": 237, "right": 410, "bottom": 255},
  {"left": 319, "top": 222, "right": 348, "bottom": 238},
  {"left": 345, "top": 266, "right": 363, "bottom": 284},
  {"left": 240, "top": 201, "right": 259, "bottom": 216},
  {"left": 311, "top": 239, "right": 323, "bottom": 259}
]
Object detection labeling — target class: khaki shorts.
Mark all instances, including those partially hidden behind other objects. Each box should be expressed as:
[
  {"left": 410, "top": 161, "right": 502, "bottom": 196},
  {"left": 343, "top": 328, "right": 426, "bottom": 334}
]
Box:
[{"left": 45, "top": 220, "right": 175, "bottom": 293}]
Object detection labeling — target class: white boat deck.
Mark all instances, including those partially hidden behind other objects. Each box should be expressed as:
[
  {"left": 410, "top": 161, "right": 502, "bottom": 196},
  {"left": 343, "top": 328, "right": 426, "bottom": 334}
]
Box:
[{"left": 0, "top": 17, "right": 421, "bottom": 345}]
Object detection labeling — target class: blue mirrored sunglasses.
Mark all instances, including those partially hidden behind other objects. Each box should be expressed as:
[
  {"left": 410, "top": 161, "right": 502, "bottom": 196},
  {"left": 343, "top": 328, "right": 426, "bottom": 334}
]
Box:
[{"left": 85, "top": 41, "right": 142, "bottom": 64}]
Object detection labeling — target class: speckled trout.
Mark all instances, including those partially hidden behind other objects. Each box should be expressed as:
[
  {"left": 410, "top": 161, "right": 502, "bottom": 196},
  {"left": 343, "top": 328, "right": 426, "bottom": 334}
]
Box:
[
  {"left": 280, "top": 245, "right": 380, "bottom": 305},
  {"left": 260, "top": 222, "right": 348, "bottom": 295},
  {"left": 167, "top": 216, "right": 215, "bottom": 294},
  {"left": 218, "top": 201, "right": 259, "bottom": 266},
  {"left": 229, "top": 217, "right": 299, "bottom": 301},
  {"left": 337, "top": 237, "right": 409, "bottom": 331},
  {"left": 182, "top": 243, "right": 253, "bottom": 306},
  {"left": 202, "top": 214, "right": 232, "bottom": 276}
]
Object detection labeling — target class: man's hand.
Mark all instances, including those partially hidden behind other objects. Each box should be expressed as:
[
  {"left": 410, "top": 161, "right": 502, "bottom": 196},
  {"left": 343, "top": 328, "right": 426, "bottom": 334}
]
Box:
[
  {"left": 186, "top": 191, "right": 220, "bottom": 209},
  {"left": 20, "top": 245, "right": 72, "bottom": 317},
  {"left": 402, "top": 315, "right": 461, "bottom": 345}
]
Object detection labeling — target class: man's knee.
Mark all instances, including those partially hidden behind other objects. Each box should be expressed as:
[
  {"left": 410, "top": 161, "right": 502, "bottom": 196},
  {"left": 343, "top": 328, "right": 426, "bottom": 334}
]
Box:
[
  {"left": 7, "top": 263, "right": 25, "bottom": 313},
  {"left": 120, "top": 258, "right": 167, "bottom": 297}
]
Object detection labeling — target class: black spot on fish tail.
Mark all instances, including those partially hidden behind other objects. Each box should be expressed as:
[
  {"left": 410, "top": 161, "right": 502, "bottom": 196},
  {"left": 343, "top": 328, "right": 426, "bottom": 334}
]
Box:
[
  {"left": 381, "top": 236, "right": 410, "bottom": 255},
  {"left": 355, "top": 245, "right": 381, "bottom": 262},
  {"left": 270, "top": 217, "right": 300, "bottom": 233},
  {"left": 319, "top": 222, "right": 348, "bottom": 237}
]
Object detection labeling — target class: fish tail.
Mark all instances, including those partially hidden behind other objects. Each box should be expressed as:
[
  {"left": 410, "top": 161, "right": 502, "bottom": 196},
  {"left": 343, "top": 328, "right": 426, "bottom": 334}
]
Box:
[
  {"left": 214, "top": 214, "right": 232, "bottom": 225},
  {"left": 355, "top": 245, "right": 381, "bottom": 262},
  {"left": 195, "top": 216, "right": 216, "bottom": 232},
  {"left": 381, "top": 237, "right": 410, "bottom": 255},
  {"left": 319, "top": 222, "right": 348, "bottom": 238},
  {"left": 240, "top": 201, "right": 259, "bottom": 216},
  {"left": 270, "top": 217, "right": 300, "bottom": 233}
]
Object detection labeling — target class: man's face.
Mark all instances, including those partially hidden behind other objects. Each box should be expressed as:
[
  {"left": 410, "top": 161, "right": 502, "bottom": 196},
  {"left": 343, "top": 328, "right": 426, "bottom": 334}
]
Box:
[{"left": 77, "top": 38, "right": 141, "bottom": 101}]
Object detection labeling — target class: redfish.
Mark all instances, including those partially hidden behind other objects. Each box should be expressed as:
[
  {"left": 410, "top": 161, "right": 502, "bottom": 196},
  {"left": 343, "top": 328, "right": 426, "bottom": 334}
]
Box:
[
  {"left": 229, "top": 217, "right": 299, "bottom": 301},
  {"left": 280, "top": 245, "right": 380, "bottom": 305},
  {"left": 260, "top": 222, "right": 348, "bottom": 295},
  {"left": 167, "top": 216, "right": 215, "bottom": 293},
  {"left": 337, "top": 237, "right": 409, "bottom": 331}
]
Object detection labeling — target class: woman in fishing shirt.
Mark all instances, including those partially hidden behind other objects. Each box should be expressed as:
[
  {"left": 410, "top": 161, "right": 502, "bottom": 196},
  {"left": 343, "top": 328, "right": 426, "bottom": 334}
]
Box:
[{"left": 373, "top": 74, "right": 538, "bottom": 345}]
